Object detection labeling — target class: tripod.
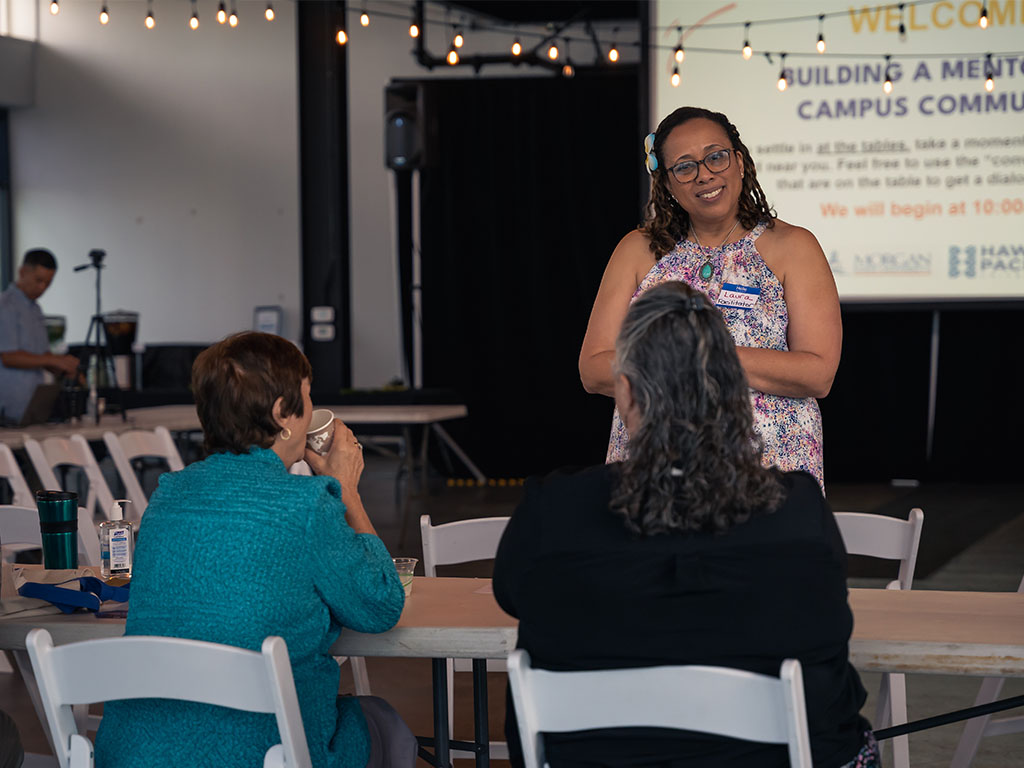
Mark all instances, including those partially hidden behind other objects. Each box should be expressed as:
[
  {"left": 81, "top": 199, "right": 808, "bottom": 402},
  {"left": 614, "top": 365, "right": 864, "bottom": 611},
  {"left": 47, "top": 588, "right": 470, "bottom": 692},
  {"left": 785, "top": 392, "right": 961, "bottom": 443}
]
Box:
[{"left": 73, "top": 249, "right": 125, "bottom": 424}]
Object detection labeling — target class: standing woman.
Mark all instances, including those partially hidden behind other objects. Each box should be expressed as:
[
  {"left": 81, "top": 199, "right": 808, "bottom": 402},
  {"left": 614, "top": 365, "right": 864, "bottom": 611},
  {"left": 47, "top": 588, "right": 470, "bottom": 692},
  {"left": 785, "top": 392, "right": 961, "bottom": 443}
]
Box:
[{"left": 579, "top": 107, "right": 840, "bottom": 489}]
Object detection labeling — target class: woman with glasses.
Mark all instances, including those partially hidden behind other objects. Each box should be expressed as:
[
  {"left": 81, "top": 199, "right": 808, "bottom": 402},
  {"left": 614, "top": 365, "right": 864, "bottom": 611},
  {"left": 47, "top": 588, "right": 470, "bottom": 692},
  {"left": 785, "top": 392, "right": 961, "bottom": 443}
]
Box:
[{"left": 579, "top": 107, "right": 840, "bottom": 490}]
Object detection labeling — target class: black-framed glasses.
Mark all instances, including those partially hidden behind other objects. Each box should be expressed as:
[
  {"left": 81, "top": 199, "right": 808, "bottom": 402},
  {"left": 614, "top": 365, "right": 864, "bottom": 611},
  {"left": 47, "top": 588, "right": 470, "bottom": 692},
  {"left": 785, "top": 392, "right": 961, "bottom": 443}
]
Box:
[{"left": 667, "top": 148, "right": 734, "bottom": 183}]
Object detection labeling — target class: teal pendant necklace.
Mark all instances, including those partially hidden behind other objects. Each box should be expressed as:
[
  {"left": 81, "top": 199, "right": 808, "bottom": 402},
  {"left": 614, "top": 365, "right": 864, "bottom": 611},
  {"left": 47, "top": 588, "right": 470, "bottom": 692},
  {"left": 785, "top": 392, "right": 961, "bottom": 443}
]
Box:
[{"left": 692, "top": 220, "right": 741, "bottom": 281}]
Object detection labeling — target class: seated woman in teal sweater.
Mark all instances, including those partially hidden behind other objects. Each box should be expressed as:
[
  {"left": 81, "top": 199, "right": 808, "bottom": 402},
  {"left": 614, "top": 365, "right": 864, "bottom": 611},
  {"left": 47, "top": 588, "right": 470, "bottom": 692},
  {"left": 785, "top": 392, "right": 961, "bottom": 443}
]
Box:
[{"left": 95, "top": 332, "right": 414, "bottom": 768}]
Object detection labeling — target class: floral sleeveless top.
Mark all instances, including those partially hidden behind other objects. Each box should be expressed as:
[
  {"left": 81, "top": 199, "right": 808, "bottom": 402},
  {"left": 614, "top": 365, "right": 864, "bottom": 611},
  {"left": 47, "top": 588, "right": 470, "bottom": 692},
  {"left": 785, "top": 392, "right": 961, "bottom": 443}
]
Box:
[{"left": 606, "top": 220, "right": 824, "bottom": 490}]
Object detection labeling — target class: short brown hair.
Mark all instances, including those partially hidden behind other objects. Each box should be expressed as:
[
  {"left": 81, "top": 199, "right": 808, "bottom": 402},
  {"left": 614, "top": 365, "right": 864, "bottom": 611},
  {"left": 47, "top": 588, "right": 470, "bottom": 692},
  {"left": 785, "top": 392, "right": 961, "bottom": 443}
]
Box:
[{"left": 191, "top": 332, "right": 312, "bottom": 455}]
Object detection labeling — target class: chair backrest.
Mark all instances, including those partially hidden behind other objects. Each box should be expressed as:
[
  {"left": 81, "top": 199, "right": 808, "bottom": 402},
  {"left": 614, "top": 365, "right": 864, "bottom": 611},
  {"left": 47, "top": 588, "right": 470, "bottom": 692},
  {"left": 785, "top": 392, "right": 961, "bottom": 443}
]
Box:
[
  {"left": 102, "top": 427, "right": 185, "bottom": 516},
  {"left": 24, "top": 435, "right": 116, "bottom": 520},
  {"left": 0, "top": 443, "right": 34, "bottom": 507},
  {"left": 0, "top": 504, "right": 101, "bottom": 567},
  {"left": 420, "top": 514, "right": 510, "bottom": 576},
  {"left": 507, "top": 649, "right": 812, "bottom": 768},
  {"left": 26, "top": 629, "right": 312, "bottom": 768},
  {"left": 834, "top": 509, "right": 924, "bottom": 590}
]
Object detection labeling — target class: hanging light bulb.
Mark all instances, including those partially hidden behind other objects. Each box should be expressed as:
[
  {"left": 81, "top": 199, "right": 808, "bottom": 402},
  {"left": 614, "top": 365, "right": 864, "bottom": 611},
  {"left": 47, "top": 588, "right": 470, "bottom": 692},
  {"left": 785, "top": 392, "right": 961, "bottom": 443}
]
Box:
[
  {"left": 777, "top": 54, "right": 788, "bottom": 92},
  {"left": 562, "top": 62, "right": 575, "bottom": 78},
  {"left": 49, "top": 1, "right": 59, "bottom": 15},
  {"left": 671, "top": 65, "right": 680, "bottom": 87},
  {"left": 979, "top": 2, "right": 989, "bottom": 28},
  {"left": 453, "top": 29, "right": 464, "bottom": 48},
  {"left": 145, "top": 1, "right": 155, "bottom": 29},
  {"left": 217, "top": 2, "right": 227, "bottom": 24},
  {"left": 99, "top": 5, "right": 109, "bottom": 25},
  {"left": 360, "top": 10, "right": 370, "bottom": 27},
  {"left": 409, "top": 22, "right": 419, "bottom": 38},
  {"left": 608, "top": 45, "right": 619, "bottom": 63},
  {"left": 189, "top": 3, "right": 200, "bottom": 30},
  {"left": 742, "top": 23, "right": 752, "bottom": 60},
  {"left": 816, "top": 15, "right": 825, "bottom": 53},
  {"left": 548, "top": 43, "right": 559, "bottom": 60},
  {"left": 511, "top": 37, "right": 522, "bottom": 56},
  {"left": 985, "top": 53, "right": 994, "bottom": 91},
  {"left": 228, "top": 3, "right": 239, "bottom": 27},
  {"left": 447, "top": 46, "right": 459, "bottom": 65},
  {"left": 265, "top": 4, "right": 275, "bottom": 22},
  {"left": 883, "top": 56, "right": 894, "bottom": 94},
  {"left": 674, "top": 26, "right": 685, "bottom": 63},
  {"left": 336, "top": 28, "right": 348, "bottom": 45}
]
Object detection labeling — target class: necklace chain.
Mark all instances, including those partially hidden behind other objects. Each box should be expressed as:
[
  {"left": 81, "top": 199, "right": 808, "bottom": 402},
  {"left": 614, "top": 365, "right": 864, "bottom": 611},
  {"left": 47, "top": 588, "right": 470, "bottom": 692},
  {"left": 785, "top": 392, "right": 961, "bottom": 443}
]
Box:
[{"left": 691, "top": 219, "right": 741, "bottom": 250}]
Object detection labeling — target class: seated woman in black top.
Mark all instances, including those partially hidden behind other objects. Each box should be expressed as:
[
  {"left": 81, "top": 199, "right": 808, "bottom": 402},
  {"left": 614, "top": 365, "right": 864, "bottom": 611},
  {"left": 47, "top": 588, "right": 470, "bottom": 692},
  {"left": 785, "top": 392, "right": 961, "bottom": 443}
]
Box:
[{"left": 493, "top": 281, "right": 878, "bottom": 768}]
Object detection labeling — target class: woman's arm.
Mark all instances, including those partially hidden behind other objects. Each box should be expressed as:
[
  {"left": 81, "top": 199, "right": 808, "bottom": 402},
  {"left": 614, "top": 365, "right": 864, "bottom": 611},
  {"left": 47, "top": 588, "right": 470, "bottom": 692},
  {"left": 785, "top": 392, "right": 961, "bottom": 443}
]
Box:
[
  {"left": 579, "top": 231, "right": 655, "bottom": 397},
  {"left": 739, "top": 223, "right": 842, "bottom": 398},
  {"left": 305, "top": 419, "right": 377, "bottom": 535}
]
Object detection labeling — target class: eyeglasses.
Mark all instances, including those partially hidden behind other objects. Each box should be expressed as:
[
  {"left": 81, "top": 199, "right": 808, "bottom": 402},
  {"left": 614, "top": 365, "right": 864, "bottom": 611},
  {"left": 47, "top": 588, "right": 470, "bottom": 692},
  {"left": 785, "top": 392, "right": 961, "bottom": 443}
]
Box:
[{"left": 667, "top": 148, "right": 734, "bottom": 183}]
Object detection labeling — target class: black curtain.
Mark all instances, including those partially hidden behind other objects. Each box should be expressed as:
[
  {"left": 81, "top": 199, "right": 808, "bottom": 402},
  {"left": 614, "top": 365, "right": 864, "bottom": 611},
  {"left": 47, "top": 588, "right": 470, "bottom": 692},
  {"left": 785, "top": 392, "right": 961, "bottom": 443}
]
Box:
[{"left": 419, "top": 71, "right": 642, "bottom": 477}]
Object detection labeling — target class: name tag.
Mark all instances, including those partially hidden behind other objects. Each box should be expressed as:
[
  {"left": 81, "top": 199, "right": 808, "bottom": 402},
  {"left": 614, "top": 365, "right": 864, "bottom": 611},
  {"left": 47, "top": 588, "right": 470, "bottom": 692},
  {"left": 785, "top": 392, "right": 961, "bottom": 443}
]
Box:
[{"left": 716, "top": 282, "right": 760, "bottom": 310}]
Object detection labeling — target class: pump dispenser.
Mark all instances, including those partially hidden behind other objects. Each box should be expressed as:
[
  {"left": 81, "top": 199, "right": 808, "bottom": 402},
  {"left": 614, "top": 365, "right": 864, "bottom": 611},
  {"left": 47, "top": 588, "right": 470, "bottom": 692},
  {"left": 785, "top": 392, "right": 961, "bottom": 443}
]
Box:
[{"left": 99, "top": 499, "right": 134, "bottom": 580}]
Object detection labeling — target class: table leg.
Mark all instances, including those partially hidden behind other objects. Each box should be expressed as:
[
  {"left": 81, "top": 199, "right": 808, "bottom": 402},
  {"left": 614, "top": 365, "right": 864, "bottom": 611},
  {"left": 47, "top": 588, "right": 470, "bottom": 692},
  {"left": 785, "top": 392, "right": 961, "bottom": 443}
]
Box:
[
  {"left": 472, "top": 658, "right": 490, "bottom": 768},
  {"left": 432, "top": 657, "right": 451, "bottom": 768}
]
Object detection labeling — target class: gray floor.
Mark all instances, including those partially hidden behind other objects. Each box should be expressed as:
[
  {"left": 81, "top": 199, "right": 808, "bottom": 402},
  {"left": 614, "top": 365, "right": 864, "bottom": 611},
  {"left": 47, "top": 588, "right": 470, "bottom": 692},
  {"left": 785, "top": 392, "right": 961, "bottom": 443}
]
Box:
[{"left": 3, "top": 452, "right": 1023, "bottom": 766}]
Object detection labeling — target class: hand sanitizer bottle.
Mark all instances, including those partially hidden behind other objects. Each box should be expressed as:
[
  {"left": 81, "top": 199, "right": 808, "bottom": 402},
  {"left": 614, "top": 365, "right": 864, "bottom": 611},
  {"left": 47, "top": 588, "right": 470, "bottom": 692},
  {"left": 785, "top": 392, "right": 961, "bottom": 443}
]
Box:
[{"left": 99, "top": 499, "right": 134, "bottom": 580}]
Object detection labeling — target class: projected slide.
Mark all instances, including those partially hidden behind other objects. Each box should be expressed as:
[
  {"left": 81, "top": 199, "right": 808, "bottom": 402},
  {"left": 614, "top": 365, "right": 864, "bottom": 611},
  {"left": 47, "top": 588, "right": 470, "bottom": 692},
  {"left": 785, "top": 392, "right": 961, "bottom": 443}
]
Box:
[{"left": 653, "top": 0, "right": 1023, "bottom": 301}]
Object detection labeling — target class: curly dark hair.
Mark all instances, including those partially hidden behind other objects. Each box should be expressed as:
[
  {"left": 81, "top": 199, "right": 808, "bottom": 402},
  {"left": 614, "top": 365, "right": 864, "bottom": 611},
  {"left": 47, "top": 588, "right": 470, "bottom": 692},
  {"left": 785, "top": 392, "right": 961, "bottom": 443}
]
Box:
[
  {"left": 610, "top": 281, "right": 784, "bottom": 535},
  {"left": 640, "top": 107, "right": 775, "bottom": 260},
  {"left": 191, "top": 331, "right": 312, "bottom": 456}
]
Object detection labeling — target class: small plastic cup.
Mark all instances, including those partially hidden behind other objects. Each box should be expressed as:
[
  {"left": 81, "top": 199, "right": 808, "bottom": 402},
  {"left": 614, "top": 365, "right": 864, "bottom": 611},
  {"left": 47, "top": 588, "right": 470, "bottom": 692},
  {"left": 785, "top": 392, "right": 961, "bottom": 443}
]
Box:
[
  {"left": 392, "top": 557, "right": 417, "bottom": 597},
  {"left": 306, "top": 409, "right": 336, "bottom": 455}
]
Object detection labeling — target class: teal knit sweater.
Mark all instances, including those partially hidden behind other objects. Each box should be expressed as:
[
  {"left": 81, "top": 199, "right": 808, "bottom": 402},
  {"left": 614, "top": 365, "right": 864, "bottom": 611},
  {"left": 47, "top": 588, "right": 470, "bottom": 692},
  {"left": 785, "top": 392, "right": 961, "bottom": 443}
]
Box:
[{"left": 94, "top": 447, "right": 404, "bottom": 768}]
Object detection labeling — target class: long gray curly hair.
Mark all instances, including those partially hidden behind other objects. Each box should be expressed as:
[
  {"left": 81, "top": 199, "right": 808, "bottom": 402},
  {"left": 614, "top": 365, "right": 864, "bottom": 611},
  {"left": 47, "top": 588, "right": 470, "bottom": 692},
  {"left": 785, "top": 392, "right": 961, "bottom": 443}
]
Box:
[{"left": 610, "top": 281, "right": 784, "bottom": 535}]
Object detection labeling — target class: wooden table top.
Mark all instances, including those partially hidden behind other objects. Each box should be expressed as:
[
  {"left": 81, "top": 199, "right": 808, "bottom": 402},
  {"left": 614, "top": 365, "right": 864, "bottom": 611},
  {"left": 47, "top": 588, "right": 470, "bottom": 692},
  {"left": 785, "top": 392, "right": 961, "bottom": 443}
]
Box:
[{"left": 1, "top": 580, "right": 1021, "bottom": 676}]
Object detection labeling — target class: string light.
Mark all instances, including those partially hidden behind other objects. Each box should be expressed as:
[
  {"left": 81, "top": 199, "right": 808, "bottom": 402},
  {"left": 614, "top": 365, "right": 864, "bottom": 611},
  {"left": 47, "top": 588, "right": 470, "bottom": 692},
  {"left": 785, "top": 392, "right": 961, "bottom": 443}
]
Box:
[
  {"left": 336, "top": 28, "right": 348, "bottom": 45},
  {"left": 671, "top": 65, "right": 680, "bottom": 87},
  {"left": 883, "top": 55, "right": 893, "bottom": 94},
  {"left": 189, "top": 1, "right": 199, "bottom": 30},
  {"left": 217, "top": 2, "right": 227, "bottom": 25},
  {"left": 979, "top": 3, "right": 989, "bottom": 28},
  {"left": 898, "top": 4, "right": 907, "bottom": 41},
  {"left": 99, "top": 5, "right": 109, "bottom": 25},
  {"left": 511, "top": 37, "right": 522, "bottom": 56},
  {"left": 446, "top": 45, "right": 459, "bottom": 65},
  {"left": 816, "top": 15, "right": 825, "bottom": 53},
  {"left": 742, "top": 22, "right": 752, "bottom": 60},
  {"left": 547, "top": 43, "right": 559, "bottom": 60},
  {"left": 228, "top": 3, "right": 239, "bottom": 28},
  {"left": 265, "top": 4, "right": 274, "bottom": 22},
  {"left": 145, "top": 1, "right": 155, "bottom": 29},
  {"left": 409, "top": 22, "right": 419, "bottom": 38},
  {"left": 562, "top": 38, "right": 574, "bottom": 77},
  {"left": 674, "top": 27, "right": 685, "bottom": 63},
  {"left": 49, "top": 1, "right": 59, "bottom": 15},
  {"left": 608, "top": 27, "right": 619, "bottom": 63},
  {"left": 360, "top": 7, "right": 370, "bottom": 27},
  {"left": 453, "top": 28, "right": 464, "bottom": 48},
  {"left": 985, "top": 53, "right": 994, "bottom": 91},
  {"left": 777, "top": 53, "right": 788, "bottom": 91}
]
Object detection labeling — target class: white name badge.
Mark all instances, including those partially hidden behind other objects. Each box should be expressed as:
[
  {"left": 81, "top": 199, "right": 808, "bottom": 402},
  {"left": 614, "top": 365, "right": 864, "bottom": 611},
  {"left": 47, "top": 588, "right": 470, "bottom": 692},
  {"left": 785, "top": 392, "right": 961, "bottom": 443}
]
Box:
[{"left": 716, "top": 282, "right": 761, "bottom": 310}]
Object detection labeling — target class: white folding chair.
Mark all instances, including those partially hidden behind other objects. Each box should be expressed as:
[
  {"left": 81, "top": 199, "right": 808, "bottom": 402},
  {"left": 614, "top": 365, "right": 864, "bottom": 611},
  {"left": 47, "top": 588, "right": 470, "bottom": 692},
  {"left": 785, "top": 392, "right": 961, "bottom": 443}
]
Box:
[
  {"left": 102, "top": 428, "right": 184, "bottom": 518},
  {"left": 0, "top": 504, "right": 101, "bottom": 567},
  {"left": 507, "top": 649, "right": 812, "bottom": 768},
  {"left": 26, "top": 628, "right": 311, "bottom": 768},
  {"left": 23, "top": 436, "right": 116, "bottom": 520},
  {"left": 835, "top": 508, "right": 924, "bottom": 768},
  {"left": 0, "top": 443, "right": 34, "bottom": 507},
  {"left": 420, "top": 514, "right": 511, "bottom": 758},
  {"left": 950, "top": 572, "right": 1024, "bottom": 768}
]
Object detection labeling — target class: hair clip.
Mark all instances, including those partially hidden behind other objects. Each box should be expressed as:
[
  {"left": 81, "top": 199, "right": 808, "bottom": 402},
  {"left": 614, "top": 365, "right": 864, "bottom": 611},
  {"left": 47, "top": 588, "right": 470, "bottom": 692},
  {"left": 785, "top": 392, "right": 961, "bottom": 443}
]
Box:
[
  {"left": 686, "top": 295, "right": 706, "bottom": 312},
  {"left": 669, "top": 464, "right": 684, "bottom": 477},
  {"left": 644, "top": 132, "right": 658, "bottom": 175}
]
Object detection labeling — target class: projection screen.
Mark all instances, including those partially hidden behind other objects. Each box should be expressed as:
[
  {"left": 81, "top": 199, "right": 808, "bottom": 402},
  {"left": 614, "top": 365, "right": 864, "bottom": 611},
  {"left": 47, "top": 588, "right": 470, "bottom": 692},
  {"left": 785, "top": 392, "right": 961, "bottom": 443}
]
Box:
[{"left": 652, "top": 0, "right": 1024, "bottom": 302}]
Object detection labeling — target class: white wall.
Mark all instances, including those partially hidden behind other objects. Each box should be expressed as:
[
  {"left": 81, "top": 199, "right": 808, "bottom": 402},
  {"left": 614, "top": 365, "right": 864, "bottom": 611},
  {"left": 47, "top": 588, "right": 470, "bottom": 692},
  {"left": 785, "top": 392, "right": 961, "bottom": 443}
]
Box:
[{"left": 9, "top": 0, "right": 301, "bottom": 345}]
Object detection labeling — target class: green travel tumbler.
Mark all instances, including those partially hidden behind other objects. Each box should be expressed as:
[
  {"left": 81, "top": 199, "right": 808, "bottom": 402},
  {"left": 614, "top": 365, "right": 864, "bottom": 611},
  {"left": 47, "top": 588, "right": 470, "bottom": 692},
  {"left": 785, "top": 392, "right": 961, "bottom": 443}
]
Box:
[{"left": 36, "top": 490, "right": 79, "bottom": 569}]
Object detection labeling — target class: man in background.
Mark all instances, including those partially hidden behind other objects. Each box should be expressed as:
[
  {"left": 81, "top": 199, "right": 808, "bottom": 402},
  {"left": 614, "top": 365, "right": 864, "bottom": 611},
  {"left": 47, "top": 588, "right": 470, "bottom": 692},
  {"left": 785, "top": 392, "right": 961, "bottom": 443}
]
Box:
[{"left": 0, "top": 249, "right": 80, "bottom": 424}]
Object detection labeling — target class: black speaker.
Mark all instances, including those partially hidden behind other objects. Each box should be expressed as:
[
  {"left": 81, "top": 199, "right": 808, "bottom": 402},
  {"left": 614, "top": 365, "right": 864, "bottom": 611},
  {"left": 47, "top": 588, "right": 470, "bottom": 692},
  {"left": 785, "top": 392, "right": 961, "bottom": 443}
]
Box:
[{"left": 384, "top": 82, "right": 434, "bottom": 170}]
